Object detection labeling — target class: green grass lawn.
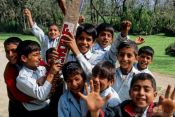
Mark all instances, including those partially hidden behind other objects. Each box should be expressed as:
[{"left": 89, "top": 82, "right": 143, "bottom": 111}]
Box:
[
  {"left": 0, "top": 33, "right": 37, "bottom": 41},
  {"left": 1, "top": 33, "right": 175, "bottom": 76}
]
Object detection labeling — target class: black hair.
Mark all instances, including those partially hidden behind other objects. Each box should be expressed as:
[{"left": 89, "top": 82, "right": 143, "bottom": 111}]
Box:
[
  {"left": 4, "top": 37, "right": 22, "bottom": 47},
  {"left": 96, "top": 23, "right": 114, "bottom": 38},
  {"left": 92, "top": 61, "right": 115, "bottom": 81},
  {"left": 45, "top": 47, "right": 56, "bottom": 63},
  {"left": 17, "top": 40, "right": 40, "bottom": 58},
  {"left": 48, "top": 23, "right": 59, "bottom": 29},
  {"left": 62, "top": 61, "right": 86, "bottom": 82},
  {"left": 117, "top": 40, "right": 138, "bottom": 55},
  {"left": 138, "top": 46, "right": 154, "bottom": 58},
  {"left": 76, "top": 23, "right": 97, "bottom": 41},
  {"left": 130, "top": 73, "right": 156, "bottom": 91}
]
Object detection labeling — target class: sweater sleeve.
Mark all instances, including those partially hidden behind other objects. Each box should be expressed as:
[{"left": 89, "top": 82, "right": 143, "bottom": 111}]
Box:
[{"left": 4, "top": 63, "right": 33, "bottom": 102}]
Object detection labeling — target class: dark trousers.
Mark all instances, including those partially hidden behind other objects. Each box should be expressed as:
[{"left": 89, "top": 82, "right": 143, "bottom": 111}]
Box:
[
  {"left": 9, "top": 100, "right": 50, "bottom": 117},
  {"left": 9, "top": 100, "right": 27, "bottom": 117}
]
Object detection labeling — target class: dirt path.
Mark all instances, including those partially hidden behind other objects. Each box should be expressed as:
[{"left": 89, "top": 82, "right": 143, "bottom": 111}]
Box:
[{"left": 0, "top": 41, "right": 174, "bottom": 117}]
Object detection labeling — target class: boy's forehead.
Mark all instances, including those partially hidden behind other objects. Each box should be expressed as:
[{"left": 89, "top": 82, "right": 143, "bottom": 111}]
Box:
[
  {"left": 119, "top": 47, "right": 137, "bottom": 54},
  {"left": 78, "top": 32, "right": 93, "bottom": 39},
  {"left": 132, "top": 79, "right": 153, "bottom": 87},
  {"left": 49, "top": 25, "right": 59, "bottom": 29},
  {"left": 100, "top": 30, "right": 113, "bottom": 35},
  {"left": 139, "top": 53, "right": 152, "bottom": 57}
]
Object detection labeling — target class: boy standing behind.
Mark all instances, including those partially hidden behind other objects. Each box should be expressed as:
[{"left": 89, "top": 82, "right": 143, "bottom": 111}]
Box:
[
  {"left": 134, "top": 46, "right": 154, "bottom": 76},
  {"left": 3, "top": 37, "right": 33, "bottom": 117},
  {"left": 24, "top": 8, "right": 60, "bottom": 61},
  {"left": 16, "top": 40, "right": 60, "bottom": 117},
  {"left": 92, "top": 23, "right": 114, "bottom": 54}
]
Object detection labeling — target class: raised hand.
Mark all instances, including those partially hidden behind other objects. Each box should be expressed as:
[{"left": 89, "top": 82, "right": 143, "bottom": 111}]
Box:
[
  {"left": 78, "top": 80, "right": 110, "bottom": 116},
  {"left": 153, "top": 85, "right": 175, "bottom": 117},
  {"left": 23, "top": 8, "right": 34, "bottom": 27},
  {"left": 135, "top": 36, "right": 145, "bottom": 45}
]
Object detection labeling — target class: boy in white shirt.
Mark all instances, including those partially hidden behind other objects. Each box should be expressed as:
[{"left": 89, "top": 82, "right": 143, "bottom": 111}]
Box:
[
  {"left": 24, "top": 8, "right": 60, "bottom": 61},
  {"left": 134, "top": 46, "right": 154, "bottom": 76},
  {"left": 92, "top": 23, "right": 114, "bottom": 54},
  {"left": 16, "top": 40, "right": 60, "bottom": 117},
  {"left": 91, "top": 61, "right": 121, "bottom": 108}
]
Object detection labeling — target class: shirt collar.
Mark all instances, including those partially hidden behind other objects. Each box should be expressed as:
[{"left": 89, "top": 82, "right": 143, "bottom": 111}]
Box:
[
  {"left": 49, "top": 36, "right": 60, "bottom": 42},
  {"left": 83, "top": 50, "right": 93, "bottom": 60},
  {"left": 124, "top": 101, "right": 154, "bottom": 117},
  {"left": 116, "top": 66, "right": 139, "bottom": 80},
  {"left": 93, "top": 43, "right": 111, "bottom": 51}
]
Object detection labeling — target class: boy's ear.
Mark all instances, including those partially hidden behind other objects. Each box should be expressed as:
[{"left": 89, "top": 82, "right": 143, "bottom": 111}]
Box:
[
  {"left": 153, "top": 91, "right": 158, "bottom": 98},
  {"left": 21, "top": 55, "right": 27, "bottom": 63},
  {"left": 135, "top": 54, "right": 138, "bottom": 62}
]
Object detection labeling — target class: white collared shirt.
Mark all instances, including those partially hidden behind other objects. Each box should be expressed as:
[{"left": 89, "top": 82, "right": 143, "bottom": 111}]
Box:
[
  {"left": 16, "top": 66, "right": 51, "bottom": 111},
  {"left": 112, "top": 67, "right": 140, "bottom": 102},
  {"left": 134, "top": 63, "right": 154, "bottom": 77},
  {"left": 100, "top": 86, "right": 121, "bottom": 108},
  {"left": 91, "top": 43, "right": 111, "bottom": 54}
]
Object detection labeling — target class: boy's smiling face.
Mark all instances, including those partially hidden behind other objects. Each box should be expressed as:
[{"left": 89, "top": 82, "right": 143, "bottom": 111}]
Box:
[
  {"left": 117, "top": 47, "right": 137, "bottom": 73},
  {"left": 5, "top": 43, "right": 18, "bottom": 64},
  {"left": 137, "top": 53, "right": 152, "bottom": 70},
  {"left": 48, "top": 25, "right": 60, "bottom": 40},
  {"left": 76, "top": 32, "right": 94, "bottom": 54},
  {"left": 97, "top": 31, "right": 113, "bottom": 48},
  {"left": 129, "top": 79, "right": 157, "bottom": 108},
  {"left": 22, "top": 50, "right": 41, "bottom": 70}
]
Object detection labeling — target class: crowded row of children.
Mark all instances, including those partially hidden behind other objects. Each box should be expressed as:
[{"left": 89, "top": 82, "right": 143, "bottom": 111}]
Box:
[{"left": 3, "top": 8, "right": 175, "bottom": 117}]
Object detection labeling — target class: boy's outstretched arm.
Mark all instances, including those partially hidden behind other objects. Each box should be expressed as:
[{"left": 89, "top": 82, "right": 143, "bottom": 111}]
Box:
[
  {"left": 78, "top": 80, "right": 111, "bottom": 117},
  {"left": 23, "top": 8, "right": 34, "bottom": 28},
  {"left": 57, "top": 0, "right": 67, "bottom": 15},
  {"left": 153, "top": 85, "right": 175, "bottom": 117}
]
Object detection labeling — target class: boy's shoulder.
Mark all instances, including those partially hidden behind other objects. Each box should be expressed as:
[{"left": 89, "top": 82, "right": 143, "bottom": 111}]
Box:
[
  {"left": 18, "top": 66, "right": 46, "bottom": 78},
  {"left": 116, "top": 66, "right": 140, "bottom": 76}
]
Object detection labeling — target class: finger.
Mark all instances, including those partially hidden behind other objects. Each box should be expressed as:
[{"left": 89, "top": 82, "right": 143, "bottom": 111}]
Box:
[
  {"left": 165, "top": 85, "right": 171, "bottom": 98},
  {"left": 90, "top": 80, "right": 94, "bottom": 92},
  {"left": 94, "top": 80, "right": 100, "bottom": 93},
  {"left": 158, "top": 95, "right": 164, "bottom": 105},
  {"left": 170, "top": 87, "right": 175, "bottom": 100},
  {"left": 78, "top": 92, "right": 87, "bottom": 100},
  {"left": 85, "top": 82, "right": 89, "bottom": 95},
  {"left": 67, "top": 31, "right": 74, "bottom": 38}
]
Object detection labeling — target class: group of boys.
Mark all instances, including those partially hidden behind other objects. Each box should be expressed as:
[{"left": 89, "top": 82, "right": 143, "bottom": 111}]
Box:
[{"left": 3, "top": 8, "right": 175, "bottom": 117}]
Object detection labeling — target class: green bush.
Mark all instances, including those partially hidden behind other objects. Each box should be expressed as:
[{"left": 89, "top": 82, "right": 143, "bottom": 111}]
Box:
[{"left": 165, "top": 42, "right": 175, "bottom": 56}]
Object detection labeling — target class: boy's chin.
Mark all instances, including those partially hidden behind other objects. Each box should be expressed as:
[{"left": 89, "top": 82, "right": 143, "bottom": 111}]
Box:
[{"left": 135, "top": 103, "right": 149, "bottom": 108}]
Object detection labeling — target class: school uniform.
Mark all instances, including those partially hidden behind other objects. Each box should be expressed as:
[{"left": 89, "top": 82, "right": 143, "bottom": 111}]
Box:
[
  {"left": 100, "top": 86, "right": 121, "bottom": 108},
  {"left": 91, "top": 43, "right": 111, "bottom": 54},
  {"left": 66, "top": 50, "right": 103, "bottom": 77},
  {"left": 32, "top": 23, "right": 60, "bottom": 61},
  {"left": 16, "top": 65, "right": 51, "bottom": 117},
  {"left": 104, "top": 100, "right": 156, "bottom": 117},
  {"left": 112, "top": 67, "right": 140, "bottom": 102},
  {"left": 134, "top": 63, "right": 154, "bottom": 77},
  {"left": 58, "top": 90, "right": 88, "bottom": 117}
]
